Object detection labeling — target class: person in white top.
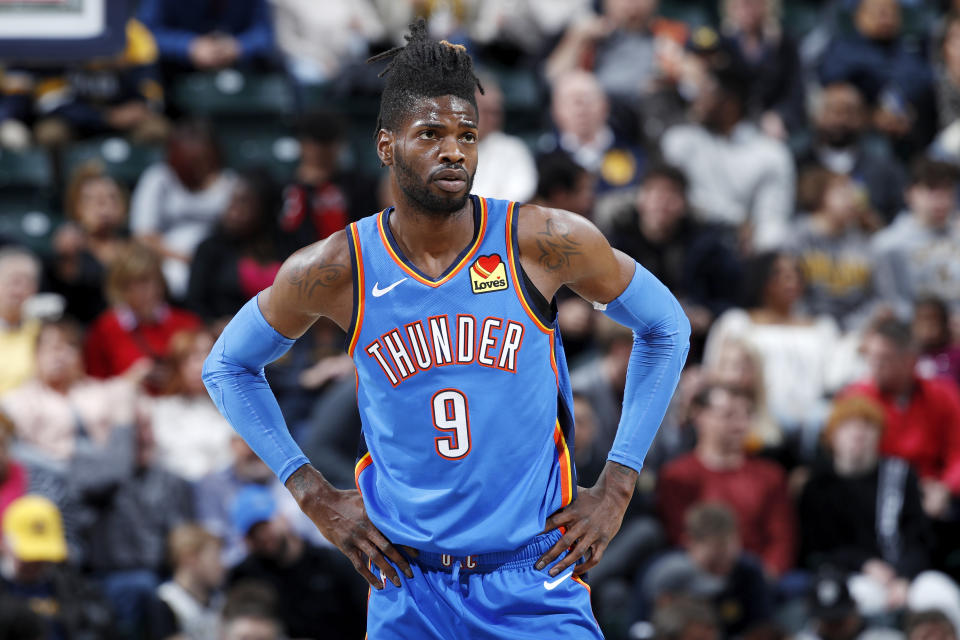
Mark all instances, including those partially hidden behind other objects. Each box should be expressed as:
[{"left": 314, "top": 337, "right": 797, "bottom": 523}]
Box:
[
  {"left": 156, "top": 524, "right": 225, "bottom": 640},
  {"left": 471, "top": 74, "right": 537, "bottom": 203},
  {"left": 130, "top": 119, "right": 237, "bottom": 299},
  {"left": 661, "top": 53, "right": 794, "bottom": 252}
]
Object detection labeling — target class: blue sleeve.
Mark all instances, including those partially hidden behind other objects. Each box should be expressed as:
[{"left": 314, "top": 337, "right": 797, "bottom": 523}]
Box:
[
  {"left": 202, "top": 296, "right": 310, "bottom": 484},
  {"left": 235, "top": 0, "right": 274, "bottom": 62},
  {"left": 601, "top": 262, "right": 690, "bottom": 472},
  {"left": 138, "top": 0, "right": 196, "bottom": 62}
]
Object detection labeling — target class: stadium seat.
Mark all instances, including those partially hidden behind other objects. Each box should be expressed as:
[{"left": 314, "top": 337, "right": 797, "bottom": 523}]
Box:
[
  {"left": 171, "top": 71, "right": 297, "bottom": 120},
  {"left": 658, "top": 0, "right": 715, "bottom": 28},
  {"left": 0, "top": 148, "right": 52, "bottom": 193},
  {"left": 219, "top": 128, "right": 302, "bottom": 182},
  {"left": 0, "top": 196, "right": 60, "bottom": 254},
  {"left": 482, "top": 66, "right": 544, "bottom": 133},
  {"left": 62, "top": 137, "right": 163, "bottom": 188}
]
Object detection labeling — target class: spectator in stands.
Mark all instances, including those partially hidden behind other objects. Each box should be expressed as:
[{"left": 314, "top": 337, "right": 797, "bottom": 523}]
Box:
[
  {"left": 150, "top": 329, "right": 234, "bottom": 480},
  {"left": 799, "top": 396, "right": 934, "bottom": 614},
  {"left": 873, "top": 159, "right": 960, "bottom": 319},
  {"left": 0, "top": 247, "right": 40, "bottom": 396},
  {"left": 0, "top": 69, "right": 33, "bottom": 150},
  {"left": 913, "top": 295, "right": 960, "bottom": 386},
  {"left": 796, "top": 569, "right": 864, "bottom": 640},
  {"left": 272, "top": 0, "right": 386, "bottom": 84},
  {"left": 531, "top": 151, "right": 596, "bottom": 218},
  {"left": 936, "top": 12, "right": 960, "bottom": 130},
  {"left": 0, "top": 412, "right": 25, "bottom": 523},
  {"left": 641, "top": 503, "right": 772, "bottom": 637},
  {"left": 0, "top": 495, "right": 116, "bottom": 639},
  {"left": 905, "top": 610, "right": 958, "bottom": 640},
  {"left": 84, "top": 243, "right": 201, "bottom": 390},
  {"left": 138, "top": 0, "right": 274, "bottom": 72},
  {"left": 656, "top": 383, "right": 796, "bottom": 577},
  {"left": 227, "top": 485, "right": 366, "bottom": 639},
  {"left": 545, "top": 0, "right": 687, "bottom": 104},
  {"left": 278, "top": 111, "right": 376, "bottom": 255},
  {"left": 187, "top": 170, "right": 282, "bottom": 322},
  {"left": 703, "top": 251, "right": 846, "bottom": 442},
  {"left": 29, "top": 19, "right": 169, "bottom": 147},
  {"left": 790, "top": 168, "right": 880, "bottom": 332},
  {"left": 219, "top": 581, "right": 284, "bottom": 640},
  {"left": 719, "top": 0, "right": 805, "bottom": 137},
  {"left": 704, "top": 338, "right": 781, "bottom": 451},
  {"left": 660, "top": 54, "right": 794, "bottom": 252},
  {"left": 130, "top": 119, "right": 237, "bottom": 298},
  {"left": 1, "top": 319, "right": 140, "bottom": 462},
  {"left": 544, "top": 70, "right": 646, "bottom": 194},
  {"left": 605, "top": 163, "right": 741, "bottom": 349},
  {"left": 796, "top": 82, "right": 905, "bottom": 224},
  {"left": 650, "top": 597, "right": 721, "bottom": 640},
  {"left": 79, "top": 414, "right": 193, "bottom": 638},
  {"left": 845, "top": 318, "right": 960, "bottom": 518},
  {"left": 194, "top": 436, "right": 326, "bottom": 567},
  {"left": 819, "top": 0, "right": 935, "bottom": 151},
  {"left": 45, "top": 163, "right": 129, "bottom": 324},
  {"left": 471, "top": 74, "right": 537, "bottom": 203},
  {"left": 156, "top": 524, "right": 225, "bottom": 640},
  {"left": 470, "top": 0, "right": 593, "bottom": 65}
]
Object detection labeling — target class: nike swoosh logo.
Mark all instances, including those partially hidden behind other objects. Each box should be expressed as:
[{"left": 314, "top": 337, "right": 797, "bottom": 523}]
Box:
[
  {"left": 372, "top": 278, "right": 408, "bottom": 297},
  {"left": 543, "top": 570, "right": 574, "bottom": 590}
]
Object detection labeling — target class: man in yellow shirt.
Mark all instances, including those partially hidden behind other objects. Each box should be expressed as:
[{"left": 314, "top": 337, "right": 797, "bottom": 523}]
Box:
[{"left": 0, "top": 247, "right": 41, "bottom": 395}]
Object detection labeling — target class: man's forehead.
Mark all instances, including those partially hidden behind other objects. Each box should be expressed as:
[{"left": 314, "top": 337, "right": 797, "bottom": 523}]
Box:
[{"left": 401, "top": 95, "right": 478, "bottom": 126}]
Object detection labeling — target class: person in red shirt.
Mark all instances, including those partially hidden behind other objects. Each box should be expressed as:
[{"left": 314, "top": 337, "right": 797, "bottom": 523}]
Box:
[
  {"left": 656, "top": 383, "right": 796, "bottom": 577},
  {"left": 844, "top": 317, "right": 960, "bottom": 519},
  {"left": 84, "top": 243, "right": 201, "bottom": 392}
]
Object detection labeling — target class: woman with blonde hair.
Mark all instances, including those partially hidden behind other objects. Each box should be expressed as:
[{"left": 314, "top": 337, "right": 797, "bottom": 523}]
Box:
[{"left": 84, "top": 243, "right": 200, "bottom": 391}]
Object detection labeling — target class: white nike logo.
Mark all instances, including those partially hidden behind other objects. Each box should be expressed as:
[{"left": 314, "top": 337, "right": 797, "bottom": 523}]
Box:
[
  {"left": 543, "top": 571, "right": 574, "bottom": 590},
  {"left": 372, "top": 278, "right": 408, "bottom": 297}
]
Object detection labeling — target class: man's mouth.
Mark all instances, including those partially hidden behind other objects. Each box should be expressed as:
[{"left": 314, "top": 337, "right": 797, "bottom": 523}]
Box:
[{"left": 433, "top": 168, "right": 468, "bottom": 192}]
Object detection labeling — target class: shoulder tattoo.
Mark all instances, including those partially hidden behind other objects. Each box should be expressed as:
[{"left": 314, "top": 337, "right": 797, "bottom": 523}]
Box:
[
  {"left": 285, "top": 261, "right": 347, "bottom": 302},
  {"left": 535, "top": 217, "right": 582, "bottom": 273}
]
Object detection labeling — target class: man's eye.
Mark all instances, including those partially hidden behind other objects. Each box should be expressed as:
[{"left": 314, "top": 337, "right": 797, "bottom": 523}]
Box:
[
  {"left": 462, "top": 133, "right": 477, "bottom": 143},
  {"left": 419, "top": 130, "right": 435, "bottom": 139}
]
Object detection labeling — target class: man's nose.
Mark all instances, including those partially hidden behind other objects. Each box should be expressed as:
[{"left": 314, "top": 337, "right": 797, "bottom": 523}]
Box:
[{"left": 439, "top": 135, "right": 465, "bottom": 165}]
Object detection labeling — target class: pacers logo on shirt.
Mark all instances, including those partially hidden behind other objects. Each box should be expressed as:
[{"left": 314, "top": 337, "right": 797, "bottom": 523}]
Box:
[{"left": 470, "top": 254, "right": 508, "bottom": 294}]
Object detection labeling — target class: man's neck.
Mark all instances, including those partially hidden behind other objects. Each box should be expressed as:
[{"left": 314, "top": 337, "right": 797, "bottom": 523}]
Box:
[
  {"left": 389, "top": 197, "right": 476, "bottom": 278},
  {"left": 696, "top": 443, "right": 744, "bottom": 471}
]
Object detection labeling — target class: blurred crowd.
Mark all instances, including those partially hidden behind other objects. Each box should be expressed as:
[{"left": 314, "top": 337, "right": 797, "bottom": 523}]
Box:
[{"left": 2, "top": 0, "right": 960, "bottom": 639}]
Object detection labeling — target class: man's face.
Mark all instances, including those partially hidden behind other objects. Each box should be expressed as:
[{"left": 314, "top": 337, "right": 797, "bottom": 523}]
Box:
[
  {"left": 907, "top": 184, "right": 956, "bottom": 229},
  {"left": 817, "top": 85, "right": 865, "bottom": 148},
  {"left": 0, "top": 256, "right": 38, "bottom": 316},
  {"left": 385, "top": 95, "right": 478, "bottom": 216},
  {"left": 856, "top": 0, "right": 901, "bottom": 42},
  {"left": 637, "top": 175, "right": 686, "bottom": 240},
  {"left": 861, "top": 333, "right": 915, "bottom": 394},
  {"left": 551, "top": 73, "right": 609, "bottom": 142},
  {"left": 222, "top": 616, "right": 281, "bottom": 640},
  {"left": 35, "top": 327, "right": 83, "bottom": 388},
  {"left": 688, "top": 533, "right": 740, "bottom": 577},
  {"left": 695, "top": 389, "right": 753, "bottom": 450},
  {"left": 603, "top": 0, "right": 657, "bottom": 31}
]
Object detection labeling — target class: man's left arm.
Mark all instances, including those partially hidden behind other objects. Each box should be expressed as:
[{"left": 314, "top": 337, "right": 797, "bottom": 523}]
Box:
[{"left": 522, "top": 206, "right": 690, "bottom": 576}]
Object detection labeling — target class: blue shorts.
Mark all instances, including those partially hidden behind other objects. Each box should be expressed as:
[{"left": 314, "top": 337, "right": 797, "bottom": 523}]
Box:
[{"left": 366, "top": 530, "right": 603, "bottom": 639}]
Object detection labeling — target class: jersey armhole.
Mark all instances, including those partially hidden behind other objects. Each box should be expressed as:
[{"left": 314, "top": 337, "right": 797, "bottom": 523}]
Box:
[
  {"left": 344, "top": 223, "right": 365, "bottom": 356},
  {"left": 508, "top": 203, "right": 557, "bottom": 327}
]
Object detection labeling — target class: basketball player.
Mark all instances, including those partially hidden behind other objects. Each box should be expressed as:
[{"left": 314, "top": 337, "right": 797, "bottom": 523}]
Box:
[{"left": 203, "top": 22, "right": 690, "bottom": 639}]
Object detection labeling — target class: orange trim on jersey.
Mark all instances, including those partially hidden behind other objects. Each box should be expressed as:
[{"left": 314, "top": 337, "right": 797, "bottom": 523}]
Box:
[
  {"left": 553, "top": 422, "right": 574, "bottom": 507},
  {"left": 354, "top": 452, "right": 373, "bottom": 493},
  {"left": 347, "top": 223, "right": 365, "bottom": 356},
  {"left": 549, "top": 334, "right": 559, "bottom": 386},
  {"left": 504, "top": 201, "right": 553, "bottom": 335},
  {"left": 573, "top": 575, "right": 591, "bottom": 594},
  {"left": 376, "top": 198, "right": 488, "bottom": 288}
]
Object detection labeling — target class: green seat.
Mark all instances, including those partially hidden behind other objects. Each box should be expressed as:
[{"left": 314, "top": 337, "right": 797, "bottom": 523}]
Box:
[
  {"left": 220, "top": 129, "right": 301, "bottom": 182},
  {"left": 483, "top": 66, "right": 544, "bottom": 133},
  {"left": 0, "top": 199, "right": 60, "bottom": 255},
  {"left": 62, "top": 137, "right": 163, "bottom": 188},
  {"left": 172, "top": 71, "right": 297, "bottom": 119},
  {"left": 782, "top": 3, "right": 823, "bottom": 39},
  {"left": 0, "top": 148, "right": 53, "bottom": 192},
  {"left": 658, "top": 0, "right": 714, "bottom": 28}
]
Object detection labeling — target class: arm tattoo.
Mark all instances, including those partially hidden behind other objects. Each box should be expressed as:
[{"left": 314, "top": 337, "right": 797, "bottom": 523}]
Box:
[
  {"left": 535, "top": 218, "right": 582, "bottom": 272},
  {"left": 286, "top": 262, "right": 346, "bottom": 301}
]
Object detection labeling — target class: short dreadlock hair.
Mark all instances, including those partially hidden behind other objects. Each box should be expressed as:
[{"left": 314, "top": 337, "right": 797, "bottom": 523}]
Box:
[{"left": 368, "top": 20, "right": 483, "bottom": 133}]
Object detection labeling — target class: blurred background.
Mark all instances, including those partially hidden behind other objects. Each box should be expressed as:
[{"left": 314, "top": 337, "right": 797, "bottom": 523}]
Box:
[{"left": 1, "top": 0, "right": 960, "bottom": 639}]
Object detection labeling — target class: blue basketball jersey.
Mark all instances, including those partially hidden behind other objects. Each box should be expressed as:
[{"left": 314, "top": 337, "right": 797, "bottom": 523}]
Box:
[{"left": 345, "top": 196, "right": 577, "bottom": 554}]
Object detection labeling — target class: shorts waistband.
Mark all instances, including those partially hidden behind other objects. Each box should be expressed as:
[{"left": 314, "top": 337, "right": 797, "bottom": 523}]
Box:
[{"left": 410, "top": 530, "right": 562, "bottom": 573}]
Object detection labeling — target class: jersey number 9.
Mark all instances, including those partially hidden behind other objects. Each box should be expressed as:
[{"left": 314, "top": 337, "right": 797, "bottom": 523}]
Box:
[{"left": 432, "top": 389, "right": 471, "bottom": 460}]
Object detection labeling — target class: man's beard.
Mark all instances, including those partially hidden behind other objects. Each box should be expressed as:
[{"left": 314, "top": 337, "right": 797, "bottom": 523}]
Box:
[
  {"left": 819, "top": 127, "right": 858, "bottom": 149},
  {"left": 394, "top": 152, "right": 473, "bottom": 215}
]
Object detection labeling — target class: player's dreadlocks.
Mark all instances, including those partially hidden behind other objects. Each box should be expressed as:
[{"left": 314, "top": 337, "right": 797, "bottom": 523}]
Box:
[{"left": 367, "top": 19, "right": 483, "bottom": 133}]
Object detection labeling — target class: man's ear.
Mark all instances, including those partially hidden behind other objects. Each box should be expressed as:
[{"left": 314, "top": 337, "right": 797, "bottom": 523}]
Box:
[{"left": 377, "top": 129, "right": 394, "bottom": 167}]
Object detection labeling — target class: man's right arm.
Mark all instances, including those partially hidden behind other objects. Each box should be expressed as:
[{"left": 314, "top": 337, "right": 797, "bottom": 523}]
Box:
[{"left": 201, "top": 232, "right": 412, "bottom": 589}]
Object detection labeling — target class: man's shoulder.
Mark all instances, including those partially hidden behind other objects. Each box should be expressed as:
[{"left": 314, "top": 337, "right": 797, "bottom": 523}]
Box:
[{"left": 742, "top": 456, "right": 788, "bottom": 483}]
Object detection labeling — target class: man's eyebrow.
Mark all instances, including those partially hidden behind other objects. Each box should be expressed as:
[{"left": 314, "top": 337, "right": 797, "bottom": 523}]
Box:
[
  {"left": 412, "top": 120, "right": 444, "bottom": 128},
  {"left": 461, "top": 120, "right": 478, "bottom": 129}
]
